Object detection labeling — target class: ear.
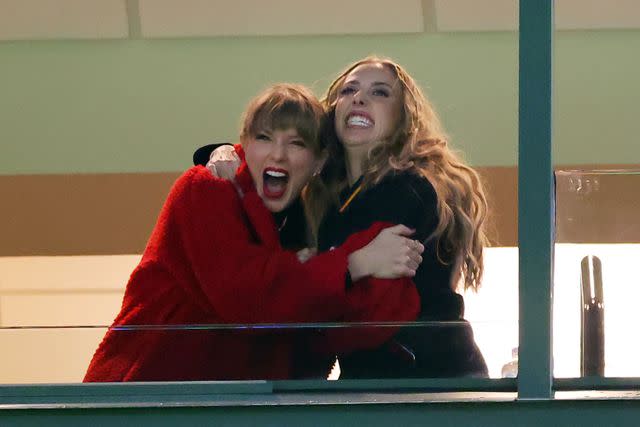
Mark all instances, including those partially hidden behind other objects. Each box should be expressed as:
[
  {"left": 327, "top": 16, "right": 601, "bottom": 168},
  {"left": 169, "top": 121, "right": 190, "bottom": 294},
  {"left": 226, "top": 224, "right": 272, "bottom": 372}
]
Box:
[{"left": 313, "top": 150, "right": 329, "bottom": 176}]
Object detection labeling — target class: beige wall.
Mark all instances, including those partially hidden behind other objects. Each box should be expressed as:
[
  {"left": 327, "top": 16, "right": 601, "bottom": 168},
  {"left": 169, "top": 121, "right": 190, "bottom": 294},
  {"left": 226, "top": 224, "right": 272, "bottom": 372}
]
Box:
[{"left": 0, "top": 255, "right": 138, "bottom": 383}]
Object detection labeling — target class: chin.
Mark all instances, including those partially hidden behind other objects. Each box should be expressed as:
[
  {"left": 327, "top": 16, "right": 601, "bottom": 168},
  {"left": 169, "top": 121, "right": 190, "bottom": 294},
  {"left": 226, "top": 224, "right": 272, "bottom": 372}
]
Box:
[
  {"left": 267, "top": 204, "right": 285, "bottom": 213},
  {"left": 340, "top": 133, "right": 374, "bottom": 146},
  {"left": 263, "top": 198, "right": 289, "bottom": 213}
]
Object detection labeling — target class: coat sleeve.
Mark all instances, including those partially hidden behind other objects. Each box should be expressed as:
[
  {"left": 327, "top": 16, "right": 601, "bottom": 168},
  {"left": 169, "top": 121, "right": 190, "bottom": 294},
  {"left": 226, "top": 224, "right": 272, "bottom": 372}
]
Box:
[
  {"left": 308, "top": 224, "right": 421, "bottom": 355},
  {"left": 151, "top": 167, "right": 376, "bottom": 324},
  {"left": 311, "top": 176, "right": 436, "bottom": 354}
]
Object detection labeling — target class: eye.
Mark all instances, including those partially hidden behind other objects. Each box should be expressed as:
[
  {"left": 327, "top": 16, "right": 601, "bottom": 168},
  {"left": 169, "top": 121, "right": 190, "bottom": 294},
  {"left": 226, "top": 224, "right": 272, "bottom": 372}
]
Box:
[
  {"left": 372, "top": 88, "right": 390, "bottom": 97},
  {"left": 289, "top": 139, "right": 307, "bottom": 148},
  {"left": 255, "top": 133, "right": 271, "bottom": 141},
  {"left": 339, "top": 86, "right": 356, "bottom": 96}
]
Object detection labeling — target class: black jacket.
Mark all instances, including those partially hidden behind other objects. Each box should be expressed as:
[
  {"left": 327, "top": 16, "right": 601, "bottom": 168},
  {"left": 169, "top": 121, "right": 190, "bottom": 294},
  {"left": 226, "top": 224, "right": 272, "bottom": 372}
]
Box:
[{"left": 318, "top": 171, "right": 488, "bottom": 378}]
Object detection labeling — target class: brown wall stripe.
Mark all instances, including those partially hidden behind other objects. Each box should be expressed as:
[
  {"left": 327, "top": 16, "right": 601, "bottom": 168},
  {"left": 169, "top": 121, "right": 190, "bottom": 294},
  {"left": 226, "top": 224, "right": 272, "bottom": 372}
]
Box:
[
  {"left": 1, "top": 172, "right": 180, "bottom": 256},
  {"left": 1, "top": 165, "right": 637, "bottom": 256}
]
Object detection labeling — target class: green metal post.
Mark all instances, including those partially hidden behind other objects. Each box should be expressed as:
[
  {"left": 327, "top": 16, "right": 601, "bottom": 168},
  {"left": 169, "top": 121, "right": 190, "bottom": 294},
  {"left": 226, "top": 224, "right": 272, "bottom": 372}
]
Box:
[{"left": 518, "top": 0, "right": 554, "bottom": 399}]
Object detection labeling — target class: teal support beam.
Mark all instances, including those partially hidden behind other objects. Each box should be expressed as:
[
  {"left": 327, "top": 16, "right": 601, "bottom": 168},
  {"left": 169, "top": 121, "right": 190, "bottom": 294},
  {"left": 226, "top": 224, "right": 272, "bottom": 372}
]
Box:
[
  {"left": 4, "top": 399, "right": 640, "bottom": 426},
  {"left": 518, "top": 0, "right": 554, "bottom": 399}
]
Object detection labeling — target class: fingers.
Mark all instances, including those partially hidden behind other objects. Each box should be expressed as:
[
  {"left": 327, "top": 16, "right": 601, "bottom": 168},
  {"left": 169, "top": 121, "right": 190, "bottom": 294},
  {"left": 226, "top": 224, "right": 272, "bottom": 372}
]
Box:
[
  {"left": 412, "top": 253, "right": 423, "bottom": 266},
  {"left": 404, "top": 255, "right": 419, "bottom": 274},
  {"left": 383, "top": 238, "right": 424, "bottom": 278},
  {"left": 206, "top": 162, "right": 218, "bottom": 177},
  {"left": 405, "top": 255, "right": 420, "bottom": 271},
  {"left": 391, "top": 263, "right": 416, "bottom": 279},
  {"left": 380, "top": 255, "right": 416, "bottom": 279},
  {"left": 365, "top": 227, "right": 425, "bottom": 279},
  {"left": 216, "top": 161, "right": 239, "bottom": 180},
  {"left": 209, "top": 144, "right": 237, "bottom": 162},
  {"left": 396, "top": 240, "right": 424, "bottom": 278},
  {"left": 207, "top": 146, "right": 241, "bottom": 180},
  {"left": 385, "top": 228, "right": 423, "bottom": 256},
  {"left": 404, "top": 238, "right": 424, "bottom": 257},
  {"left": 386, "top": 224, "right": 415, "bottom": 237}
]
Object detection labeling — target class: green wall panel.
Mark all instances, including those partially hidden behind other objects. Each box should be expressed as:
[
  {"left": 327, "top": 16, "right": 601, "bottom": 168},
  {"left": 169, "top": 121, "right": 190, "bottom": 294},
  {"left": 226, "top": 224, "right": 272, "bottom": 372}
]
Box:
[{"left": 0, "top": 31, "right": 638, "bottom": 174}]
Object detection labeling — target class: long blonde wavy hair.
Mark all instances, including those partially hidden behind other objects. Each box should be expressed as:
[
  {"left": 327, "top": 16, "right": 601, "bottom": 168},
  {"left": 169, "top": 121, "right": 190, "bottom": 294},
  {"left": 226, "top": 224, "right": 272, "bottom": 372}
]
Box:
[{"left": 305, "top": 56, "right": 489, "bottom": 292}]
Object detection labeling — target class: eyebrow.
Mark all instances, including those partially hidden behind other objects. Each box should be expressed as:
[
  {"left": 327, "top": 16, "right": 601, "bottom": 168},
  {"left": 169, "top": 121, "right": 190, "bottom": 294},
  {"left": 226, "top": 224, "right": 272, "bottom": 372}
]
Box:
[{"left": 344, "top": 80, "right": 393, "bottom": 89}]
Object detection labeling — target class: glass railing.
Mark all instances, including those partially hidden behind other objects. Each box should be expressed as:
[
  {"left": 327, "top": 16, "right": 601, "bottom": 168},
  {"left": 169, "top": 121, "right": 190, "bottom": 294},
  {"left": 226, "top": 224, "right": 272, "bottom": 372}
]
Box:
[
  {"left": 0, "top": 244, "right": 520, "bottom": 386},
  {"left": 554, "top": 169, "right": 640, "bottom": 378},
  {"left": 0, "top": 319, "right": 517, "bottom": 384}
]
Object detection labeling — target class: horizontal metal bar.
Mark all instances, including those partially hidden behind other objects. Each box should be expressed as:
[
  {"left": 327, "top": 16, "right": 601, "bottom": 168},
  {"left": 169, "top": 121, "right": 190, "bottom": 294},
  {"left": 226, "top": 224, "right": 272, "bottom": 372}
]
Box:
[
  {"left": 0, "top": 381, "right": 272, "bottom": 405},
  {"left": 0, "top": 378, "right": 515, "bottom": 407},
  {"left": 555, "top": 377, "right": 640, "bottom": 391},
  {"left": 0, "top": 320, "right": 486, "bottom": 331},
  {"left": 274, "top": 378, "right": 516, "bottom": 392}
]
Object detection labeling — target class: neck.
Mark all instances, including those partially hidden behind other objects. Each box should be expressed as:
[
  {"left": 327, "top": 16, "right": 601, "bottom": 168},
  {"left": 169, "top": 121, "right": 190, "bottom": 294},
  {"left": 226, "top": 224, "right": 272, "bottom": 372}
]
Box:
[
  {"left": 272, "top": 207, "right": 288, "bottom": 229},
  {"left": 345, "top": 145, "right": 367, "bottom": 186}
]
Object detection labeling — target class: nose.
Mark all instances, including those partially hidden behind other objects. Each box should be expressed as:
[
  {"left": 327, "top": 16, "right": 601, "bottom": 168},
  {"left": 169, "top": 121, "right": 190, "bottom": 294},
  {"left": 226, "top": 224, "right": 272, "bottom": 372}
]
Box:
[
  {"left": 269, "top": 140, "right": 287, "bottom": 162},
  {"left": 352, "top": 90, "right": 366, "bottom": 105}
]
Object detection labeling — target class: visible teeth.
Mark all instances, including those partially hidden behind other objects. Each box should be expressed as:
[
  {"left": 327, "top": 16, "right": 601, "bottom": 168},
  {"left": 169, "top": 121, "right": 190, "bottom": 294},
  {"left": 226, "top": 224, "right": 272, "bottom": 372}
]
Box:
[
  {"left": 266, "top": 170, "right": 287, "bottom": 178},
  {"left": 347, "top": 115, "right": 373, "bottom": 127}
]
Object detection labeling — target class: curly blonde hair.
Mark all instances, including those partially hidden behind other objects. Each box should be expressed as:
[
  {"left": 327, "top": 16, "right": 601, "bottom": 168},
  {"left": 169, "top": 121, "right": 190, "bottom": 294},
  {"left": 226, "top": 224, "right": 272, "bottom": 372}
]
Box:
[{"left": 306, "top": 56, "right": 489, "bottom": 292}]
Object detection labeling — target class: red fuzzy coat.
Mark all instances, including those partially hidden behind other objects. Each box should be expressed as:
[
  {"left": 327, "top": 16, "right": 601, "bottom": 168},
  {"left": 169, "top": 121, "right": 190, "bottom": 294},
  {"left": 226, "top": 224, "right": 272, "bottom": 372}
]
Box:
[{"left": 84, "top": 161, "right": 419, "bottom": 382}]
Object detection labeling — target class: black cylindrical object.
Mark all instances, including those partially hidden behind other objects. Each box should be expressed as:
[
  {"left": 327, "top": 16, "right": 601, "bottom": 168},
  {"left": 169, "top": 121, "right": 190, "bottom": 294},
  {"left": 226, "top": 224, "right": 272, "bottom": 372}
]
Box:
[{"left": 580, "top": 255, "right": 605, "bottom": 377}]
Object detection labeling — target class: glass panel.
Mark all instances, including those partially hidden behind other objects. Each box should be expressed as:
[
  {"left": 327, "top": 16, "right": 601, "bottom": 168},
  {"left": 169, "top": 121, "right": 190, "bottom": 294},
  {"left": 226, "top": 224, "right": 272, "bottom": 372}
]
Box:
[
  {"left": 0, "top": 248, "right": 518, "bottom": 383},
  {"left": 554, "top": 169, "right": 640, "bottom": 378},
  {"left": 1, "top": 322, "right": 516, "bottom": 384},
  {"left": 465, "top": 248, "right": 519, "bottom": 379},
  {"left": 553, "top": 0, "right": 640, "bottom": 383}
]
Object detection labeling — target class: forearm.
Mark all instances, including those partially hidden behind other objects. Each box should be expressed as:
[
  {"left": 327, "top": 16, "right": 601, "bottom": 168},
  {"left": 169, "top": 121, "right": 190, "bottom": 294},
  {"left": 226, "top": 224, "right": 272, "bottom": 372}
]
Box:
[{"left": 309, "top": 275, "right": 420, "bottom": 355}]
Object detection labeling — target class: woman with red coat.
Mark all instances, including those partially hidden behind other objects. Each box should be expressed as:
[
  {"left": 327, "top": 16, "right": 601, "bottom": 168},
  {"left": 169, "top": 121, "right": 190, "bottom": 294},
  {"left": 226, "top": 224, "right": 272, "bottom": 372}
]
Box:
[{"left": 83, "top": 84, "right": 421, "bottom": 382}]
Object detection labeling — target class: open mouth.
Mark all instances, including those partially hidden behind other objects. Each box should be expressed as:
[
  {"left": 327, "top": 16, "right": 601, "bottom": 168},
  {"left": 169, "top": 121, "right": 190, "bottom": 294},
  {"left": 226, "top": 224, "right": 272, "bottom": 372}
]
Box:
[
  {"left": 263, "top": 168, "right": 289, "bottom": 199},
  {"left": 346, "top": 112, "right": 374, "bottom": 128}
]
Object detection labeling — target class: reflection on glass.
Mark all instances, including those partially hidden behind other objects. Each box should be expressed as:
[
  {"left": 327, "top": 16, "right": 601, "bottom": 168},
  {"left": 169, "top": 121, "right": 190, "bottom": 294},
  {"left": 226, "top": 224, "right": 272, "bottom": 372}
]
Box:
[
  {"left": 554, "top": 169, "right": 640, "bottom": 378},
  {"left": 1, "top": 322, "right": 518, "bottom": 384},
  {"left": 0, "top": 251, "right": 518, "bottom": 383}
]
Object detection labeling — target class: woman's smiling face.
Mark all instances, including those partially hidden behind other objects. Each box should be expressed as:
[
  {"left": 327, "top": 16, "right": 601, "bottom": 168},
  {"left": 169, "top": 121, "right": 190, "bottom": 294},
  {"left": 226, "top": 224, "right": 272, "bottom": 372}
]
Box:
[
  {"left": 244, "top": 127, "right": 321, "bottom": 213},
  {"left": 334, "top": 62, "right": 403, "bottom": 151}
]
